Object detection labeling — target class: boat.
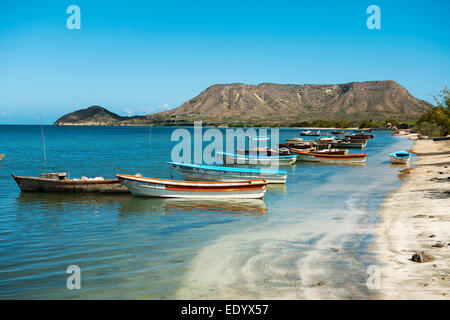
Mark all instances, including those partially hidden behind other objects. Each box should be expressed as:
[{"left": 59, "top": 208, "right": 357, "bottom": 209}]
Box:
[
  {"left": 249, "top": 137, "right": 270, "bottom": 141},
  {"left": 117, "top": 174, "right": 268, "bottom": 199},
  {"left": 331, "top": 131, "right": 346, "bottom": 135},
  {"left": 354, "top": 133, "right": 375, "bottom": 139},
  {"left": 293, "top": 151, "right": 367, "bottom": 163},
  {"left": 392, "top": 130, "right": 409, "bottom": 136},
  {"left": 330, "top": 140, "right": 367, "bottom": 149},
  {"left": 316, "top": 137, "right": 334, "bottom": 143},
  {"left": 217, "top": 152, "right": 297, "bottom": 166},
  {"left": 285, "top": 137, "right": 304, "bottom": 144},
  {"left": 432, "top": 136, "right": 450, "bottom": 141},
  {"left": 389, "top": 151, "right": 411, "bottom": 164},
  {"left": 12, "top": 172, "right": 129, "bottom": 193},
  {"left": 345, "top": 134, "right": 371, "bottom": 140},
  {"left": 289, "top": 148, "right": 348, "bottom": 157},
  {"left": 300, "top": 130, "right": 321, "bottom": 136},
  {"left": 168, "top": 162, "right": 287, "bottom": 184},
  {"left": 0, "top": 154, "right": 4, "bottom": 161}
]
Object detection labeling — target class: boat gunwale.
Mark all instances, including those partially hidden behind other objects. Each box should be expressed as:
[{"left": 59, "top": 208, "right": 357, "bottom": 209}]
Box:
[
  {"left": 167, "top": 162, "right": 287, "bottom": 175},
  {"left": 292, "top": 151, "right": 367, "bottom": 159}
]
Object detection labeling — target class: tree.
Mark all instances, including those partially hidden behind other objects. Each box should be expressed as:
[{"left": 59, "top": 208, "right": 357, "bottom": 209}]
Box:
[{"left": 416, "top": 87, "right": 450, "bottom": 136}]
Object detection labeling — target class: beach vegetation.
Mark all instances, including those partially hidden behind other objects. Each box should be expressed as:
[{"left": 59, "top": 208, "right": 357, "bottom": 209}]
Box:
[{"left": 416, "top": 87, "right": 450, "bottom": 136}]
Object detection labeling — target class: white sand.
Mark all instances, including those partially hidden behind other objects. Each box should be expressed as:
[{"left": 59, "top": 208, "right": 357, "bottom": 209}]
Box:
[{"left": 375, "top": 139, "right": 450, "bottom": 299}]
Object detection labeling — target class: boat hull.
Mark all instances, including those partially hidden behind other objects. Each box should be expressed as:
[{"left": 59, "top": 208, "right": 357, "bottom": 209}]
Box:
[
  {"left": 117, "top": 175, "right": 267, "bottom": 199},
  {"left": 389, "top": 156, "right": 410, "bottom": 164},
  {"left": 218, "top": 152, "right": 297, "bottom": 166},
  {"left": 294, "top": 152, "right": 367, "bottom": 163},
  {"left": 12, "top": 174, "right": 129, "bottom": 193},
  {"left": 169, "top": 162, "right": 287, "bottom": 184}
]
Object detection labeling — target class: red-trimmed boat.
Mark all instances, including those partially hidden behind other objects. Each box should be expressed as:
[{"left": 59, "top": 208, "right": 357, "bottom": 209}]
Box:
[
  {"left": 117, "top": 174, "right": 268, "bottom": 199},
  {"left": 293, "top": 151, "right": 367, "bottom": 163}
]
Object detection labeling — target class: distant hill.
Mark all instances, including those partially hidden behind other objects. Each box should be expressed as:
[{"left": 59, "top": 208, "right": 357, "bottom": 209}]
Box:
[
  {"left": 53, "top": 81, "right": 433, "bottom": 126},
  {"left": 54, "top": 106, "right": 125, "bottom": 125}
]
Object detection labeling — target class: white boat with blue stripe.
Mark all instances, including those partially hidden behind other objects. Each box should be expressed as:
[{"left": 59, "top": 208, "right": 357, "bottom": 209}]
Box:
[
  {"left": 168, "top": 162, "right": 287, "bottom": 184},
  {"left": 389, "top": 151, "right": 411, "bottom": 164},
  {"left": 216, "top": 152, "right": 297, "bottom": 166}
]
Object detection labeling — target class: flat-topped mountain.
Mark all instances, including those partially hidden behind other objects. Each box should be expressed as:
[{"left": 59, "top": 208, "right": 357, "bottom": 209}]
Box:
[{"left": 54, "top": 81, "right": 433, "bottom": 126}]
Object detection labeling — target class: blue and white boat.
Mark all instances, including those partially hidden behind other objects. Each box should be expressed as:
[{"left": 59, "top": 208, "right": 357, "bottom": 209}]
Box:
[
  {"left": 168, "top": 162, "right": 288, "bottom": 184},
  {"left": 389, "top": 151, "right": 411, "bottom": 164},
  {"left": 216, "top": 151, "right": 297, "bottom": 166}
]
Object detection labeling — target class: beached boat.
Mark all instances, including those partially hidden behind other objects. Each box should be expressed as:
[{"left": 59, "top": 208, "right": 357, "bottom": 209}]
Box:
[
  {"left": 294, "top": 151, "right": 367, "bottom": 163},
  {"left": 117, "top": 174, "right": 268, "bottom": 199},
  {"left": 12, "top": 172, "right": 129, "bottom": 193},
  {"left": 389, "top": 151, "right": 411, "bottom": 164},
  {"left": 432, "top": 136, "right": 450, "bottom": 141},
  {"left": 300, "top": 130, "right": 321, "bottom": 136},
  {"left": 391, "top": 130, "right": 409, "bottom": 136},
  {"left": 217, "top": 152, "right": 297, "bottom": 166},
  {"left": 168, "top": 162, "right": 287, "bottom": 184}
]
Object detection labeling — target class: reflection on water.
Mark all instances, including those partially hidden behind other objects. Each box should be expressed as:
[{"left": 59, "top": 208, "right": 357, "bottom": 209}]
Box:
[{"left": 0, "top": 126, "right": 414, "bottom": 299}]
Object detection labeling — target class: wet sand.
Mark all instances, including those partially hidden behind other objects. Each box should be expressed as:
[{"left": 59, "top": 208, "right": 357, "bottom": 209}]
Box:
[{"left": 375, "top": 139, "right": 450, "bottom": 299}]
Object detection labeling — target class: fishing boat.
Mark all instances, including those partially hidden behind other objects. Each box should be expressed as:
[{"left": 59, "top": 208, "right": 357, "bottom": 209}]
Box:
[
  {"left": 432, "top": 136, "right": 450, "bottom": 141},
  {"left": 117, "top": 174, "right": 268, "bottom": 199},
  {"left": 345, "top": 134, "right": 371, "bottom": 140},
  {"left": 236, "top": 147, "right": 291, "bottom": 156},
  {"left": 330, "top": 140, "right": 367, "bottom": 149},
  {"left": 294, "top": 151, "right": 367, "bottom": 163},
  {"left": 12, "top": 172, "right": 129, "bottom": 193},
  {"left": 249, "top": 137, "right": 270, "bottom": 141},
  {"left": 391, "top": 130, "right": 409, "bottom": 136},
  {"left": 300, "top": 130, "right": 321, "bottom": 136},
  {"left": 331, "top": 131, "right": 346, "bottom": 135},
  {"left": 389, "top": 151, "right": 411, "bottom": 164},
  {"left": 217, "top": 152, "right": 297, "bottom": 166},
  {"left": 316, "top": 137, "right": 334, "bottom": 143},
  {"left": 289, "top": 148, "right": 348, "bottom": 156},
  {"left": 286, "top": 137, "right": 304, "bottom": 144},
  {"left": 168, "top": 162, "right": 287, "bottom": 184},
  {"left": 0, "top": 154, "right": 4, "bottom": 161}
]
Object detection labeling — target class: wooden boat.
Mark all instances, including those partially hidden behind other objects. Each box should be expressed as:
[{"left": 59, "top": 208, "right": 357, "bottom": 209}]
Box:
[
  {"left": 294, "top": 151, "right": 367, "bottom": 163},
  {"left": 117, "top": 174, "right": 268, "bottom": 199},
  {"left": 389, "top": 151, "right": 411, "bottom": 164},
  {"left": 0, "top": 154, "right": 4, "bottom": 161},
  {"left": 354, "top": 133, "right": 375, "bottom": 139},
  {"left": 331, "top": 131, "right": 346, "bottom": 135},
  {"left": 286, "top": 137, "right": 304, "bottom": 144},
  {"left": 289, "top": 148, "right": 348, "bottom": 156},
  {"left": 12, "top": 172, "right": 129, "bottom": 193},
  {"left": 316, "top": 137, "right": 334, "bottom": 143},
  {"left": 432, "top": 136, "right": 450, "bottom": 141},
  {"left": 249, "top": 137, "right": 270, "bottom": 141},
  {"left": 345, "top": 134, "right": 370, "bottom": 140},
  {"left": 168, "top": 162, "right": 287, "bottom": 184},
  {"left": 391, "top": 130, "right": 409, "bottom": 136},
  {"left": 217, "top": 152, "right": 297, "bottom": 166},
  {"left": 300, "top": 130, "right": 321, "bottom": 136},
  {"left": 330, "top": 140, "right": 367, "bottom": 149}
]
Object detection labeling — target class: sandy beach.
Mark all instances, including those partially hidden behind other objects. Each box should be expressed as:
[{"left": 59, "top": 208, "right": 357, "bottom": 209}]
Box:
[{"left": 375, "top": 138, "right": 450, "bottom": 299}]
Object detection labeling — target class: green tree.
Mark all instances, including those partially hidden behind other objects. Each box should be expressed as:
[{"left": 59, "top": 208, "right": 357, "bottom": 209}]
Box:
[{"left": 416, "top": 87, "right": 450, "bottom": 136}]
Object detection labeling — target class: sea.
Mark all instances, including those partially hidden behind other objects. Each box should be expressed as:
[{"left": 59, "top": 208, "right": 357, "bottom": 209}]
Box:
[{"left": 0, "top": 125, "right": 413, "bottom": 299}]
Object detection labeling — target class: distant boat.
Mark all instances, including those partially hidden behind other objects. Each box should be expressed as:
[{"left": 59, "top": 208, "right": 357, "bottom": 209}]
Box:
[
  {"left": 300, "top": 130, "right": 321, "bottom": 136},
  {"left": 330, "top": 140, "right": 367, "bottom": 149},
  {"left": 293, "top": 151, "right": 367, "bottom": 163},
  {"left": 117, "top": 174, "right": 268, "bottom": 199},
  {"left": 286, "top": 137, "right": 304, "bottom": 144},
  {"left": 389, "top": 151, "right": 411, "bottom": 164},
  {"left": 391, "top": 130, "right": 409, "bottom": 136},
  {"left": 432, "top": 136, "right": 450, "bottom": 141},
  {"left": 12, "top": 172, "right": 129, "bottom": 193},
  {"left": 331, "top": 131, "right": 346, "bottom": 135},
  {"left": 249, "top": 137, "right": 270, "bottom": 141},
  {"left": 217, "top": 152, "right": 297, "bottom": 166},
  {"left": 168, "top": 162, "right": 287, "bottom": 184}
]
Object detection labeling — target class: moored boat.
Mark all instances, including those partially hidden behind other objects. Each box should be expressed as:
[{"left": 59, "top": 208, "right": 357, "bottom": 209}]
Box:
[
  {"left": 168, "top": 162, "right": 287, "bottom": 184},
  {"left": 389, "top": 151, "right": 411, "bottom": 164},
  {"left": 217, "top": 152, "right": 297, "bottom": 166},
  {"left": 12, "top": 172, "right": 129, "bottom": 193},
  {"left": 300, "top": 130, "right": 321, "bottom": 136},
  {"left": 330, "top": 140, "right": 367, "bottom": 149},
  {"left": 117, "top": 174, "right": 268, "bottom": 199},
  {"left": 294, "top": 151, "right": 367, "bottom": 163},
  {"left": 289, "top": 148, "right": 348, "bottom": 156}
]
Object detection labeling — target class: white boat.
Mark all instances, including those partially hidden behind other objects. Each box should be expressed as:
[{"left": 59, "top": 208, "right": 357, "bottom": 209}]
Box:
[
  {"left": 294, "top": 151, "right": 367, "bottom": 163},
  {"left": 389, "top": 151, "right": 411, "bottom": 164},
  {"left": 286, "top": 137, "right": 304, "bottom": 144},
  {"left": 168, "top": 162, "right": 287, "bottom": 184},
  {"left": 300, "top": 130, "right": 321, "bottom": 136},
  {"left": 117, "top": 174, "right": 267, "bottom": 199},
  {"left": 217, "top": 152, "right": 297, "bottom": 166},
  {"left": 249, "top": 137, "right": 270, "bottom": 141}
]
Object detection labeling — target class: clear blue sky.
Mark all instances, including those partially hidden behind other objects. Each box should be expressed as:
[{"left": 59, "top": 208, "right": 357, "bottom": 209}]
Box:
[{"left": 1, "top": 0, "right": 449, "bottom": 124}]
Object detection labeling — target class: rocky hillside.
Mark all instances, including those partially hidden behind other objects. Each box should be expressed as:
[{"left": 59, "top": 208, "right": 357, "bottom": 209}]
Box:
[{"left": 54, "top": 81, "right": 433, "bottom": 126}]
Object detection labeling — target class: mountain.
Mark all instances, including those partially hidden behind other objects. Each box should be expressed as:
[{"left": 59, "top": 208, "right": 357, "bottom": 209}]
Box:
[
  {"left": 53, "top": 81, "right": 433, "bottom": 126},
  {"left": 54, "top": 106, "right": 125, "bottom": 125}
]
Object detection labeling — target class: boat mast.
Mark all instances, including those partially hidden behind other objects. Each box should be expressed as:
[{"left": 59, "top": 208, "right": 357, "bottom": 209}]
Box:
[{"left": 40, "top": 114, "right": 47, "bottom": 161}]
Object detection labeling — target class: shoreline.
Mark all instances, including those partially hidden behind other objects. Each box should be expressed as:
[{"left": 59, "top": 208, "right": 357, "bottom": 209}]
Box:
[{"left": 375, "top": 138, "right": 450, "bottom": 299}]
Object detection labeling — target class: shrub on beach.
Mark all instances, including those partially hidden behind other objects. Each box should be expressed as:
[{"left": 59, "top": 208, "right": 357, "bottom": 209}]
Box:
[{"left": 416, "top": 87, "right": 450, "bottom": 137}]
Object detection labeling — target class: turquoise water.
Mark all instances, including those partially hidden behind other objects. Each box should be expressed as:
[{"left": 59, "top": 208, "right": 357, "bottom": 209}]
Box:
[{"left": 0, "top": 125, "right": 412, "bottom": 299}]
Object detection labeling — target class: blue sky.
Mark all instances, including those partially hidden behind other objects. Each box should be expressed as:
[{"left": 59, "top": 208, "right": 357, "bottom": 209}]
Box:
[{"left": 0, "top": 0, "right": 449, "bottom": 124}]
